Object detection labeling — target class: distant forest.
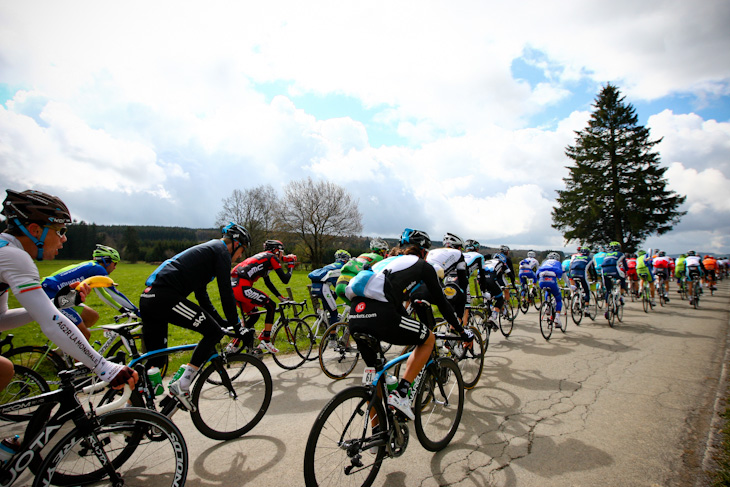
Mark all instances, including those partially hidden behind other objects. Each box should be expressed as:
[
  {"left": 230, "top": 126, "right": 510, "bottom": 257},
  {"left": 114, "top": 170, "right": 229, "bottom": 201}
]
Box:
[{"left": 60, "top": 222, "right": 553, "bottom": 265}]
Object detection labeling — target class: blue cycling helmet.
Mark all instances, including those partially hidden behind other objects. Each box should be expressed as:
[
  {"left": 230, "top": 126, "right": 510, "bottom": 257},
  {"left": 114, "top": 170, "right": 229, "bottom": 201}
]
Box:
[{"left": 400, "top": 228, "right": 431, "bottom": 249}]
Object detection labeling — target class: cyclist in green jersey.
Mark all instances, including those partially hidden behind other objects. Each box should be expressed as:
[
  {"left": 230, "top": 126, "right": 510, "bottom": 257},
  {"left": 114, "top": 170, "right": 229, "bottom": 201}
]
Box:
[
  {"left": 675, "top": 254, "right": 687, "bottom": 290},
  {"left": 636, "top": 249, "right": 656, "bottom": 306},
  {"left": 335, "top": 238, "right": 389, "bottom": 305}
]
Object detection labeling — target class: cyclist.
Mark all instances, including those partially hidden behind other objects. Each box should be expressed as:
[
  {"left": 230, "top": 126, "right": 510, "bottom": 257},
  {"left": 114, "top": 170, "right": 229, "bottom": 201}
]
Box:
[
  {"left": 345, "top": 228, "right": 472, "bottom": 420},
  {"left": 702, "top": 254, "right": 718, "bottom": 292},
  {"left": 625, "top": 253, "right": 639, "bottom": 297},
  {"left": 675, "top": 253, "right": 687, "bottom": 293},
  {"left": 518, "top": 250, "right": 539, "bottom": 291},
  {"left": 230, "top": 239, "right": 297, "bottom": 353},
  {"left": 497, "top": 245, "right": 517, "bottom": 301},
  {"left": 601, "top": 241, "right": 627, "bottom": 317},
  {"left": 41, "top": 244, "right": 138, "bottom": 340},
  {"left": 140, "top": 222, "right": 250, "bottom": 409},
  {"left": 636, "top": 249, "right": 656, "bottom": 307},
  {"left": 653, "top": 251, "right": 672, "bottom": 302},
  {"left": 569, "top": 246, "right": 597, "bottom": 315},
  {"left": 308, "top": 249, "right": 351, "bottom": 326},
  {"left": 537, "top": 252, "right": 567, "bottom": 330},
  {"left": 481, "top": 252, "right": 510, "bottom": 328},
  {"left": 685, "top": 251, "right": 705, "bottom": 305},
  {"left": 335, "top": 238, "right": 389, "bottom": 306},
  {"left": 0, "top": 189, "right": 136, "bottom": 392},
  {"left": 424, "top": 233, "right": 469, "bottom": 322}
]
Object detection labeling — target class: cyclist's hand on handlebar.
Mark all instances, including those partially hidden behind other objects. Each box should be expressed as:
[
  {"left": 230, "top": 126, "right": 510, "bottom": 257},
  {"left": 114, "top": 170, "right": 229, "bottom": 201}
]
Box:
[
  {"left": 461, "top": 329, "right": 474, "bottom": 343},
  {"left": 109, "top": 366, "right": 138, "bottom": 390}
]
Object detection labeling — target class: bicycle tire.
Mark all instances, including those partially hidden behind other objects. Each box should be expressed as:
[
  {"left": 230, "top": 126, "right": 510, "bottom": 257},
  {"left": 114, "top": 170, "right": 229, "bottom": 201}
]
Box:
[
  {"left": 532, "top": 287, "right": 542, "bottom": 311},
  {"left": 596, "top": 284, "right": 605, "bottom": 309},
  {"left": 588, "top": 291, "right": 598, "bottom": 321},
  {"left": 570, "top": 294, "right": 583, "bottom": 326},
  {"left": 453, "top": 325, "right": 484, "bottom": 389},
  {"left": 300, "top": 313, "right": 325, "bottom": 361},
  {"left": 468, "top": 310, "right": 488, "bottom": 352},
  {"left": 519, "top": 290, "right": 530, "bottom": 314},
  {"left": 33, "top": 407, "right": 188, "bottom": 487},
  {"left": 271, "top": 319, "right": 312, "bottom": 370},
  {"left": 190, "top": 353, "right": 272, "bottom": 440},
  {"left": 319, "top": 322, "right": 360, "bottom": 380},
  {"left": 607, "top": 300, "right": 616, "bottom": 328},
  {"left": 539, "top": 301, "right": 553, "bottom": 340},
  {"left": 498, "top": 300, "right": 515, "bottom": 337},
  {"left": 4, "top": 345, "right": 68, "bottom": 386},
  {"left": 642, "top": 286, "right": 650, "bottom": 313},
  {"left": 617, "top": 298, "right": 624, "bottom": 322},
  {"left": 303, "top": 386, "right": 386, "bottom": 487},
  {"left": 0, "top": 365, "right": 50, "bottom": 421},
  {"left": 414, "top": 357, "right": 464, "bottom": 451}
]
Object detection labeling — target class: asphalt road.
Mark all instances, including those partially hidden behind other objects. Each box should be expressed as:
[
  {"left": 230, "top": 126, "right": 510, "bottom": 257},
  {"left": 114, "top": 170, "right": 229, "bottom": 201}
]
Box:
[{"left": 158, "top": 280, "right": 728, "bottom": 487}]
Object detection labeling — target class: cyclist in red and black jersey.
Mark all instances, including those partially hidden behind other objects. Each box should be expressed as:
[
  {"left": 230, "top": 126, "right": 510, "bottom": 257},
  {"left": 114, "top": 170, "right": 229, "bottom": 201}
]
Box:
[{"left": 231, "top": 239, "right": 297, "bottom": 353}]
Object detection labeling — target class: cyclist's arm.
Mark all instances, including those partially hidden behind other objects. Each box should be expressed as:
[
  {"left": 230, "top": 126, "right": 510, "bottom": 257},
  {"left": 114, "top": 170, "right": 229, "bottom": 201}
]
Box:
[
  {"left": 0, "top": 292, "right": 32, "bottom": 330},
  {"left": 274, "top": 264, "right": 293, "bottom": 285},
  {"left": 263, "top": 275, "right": 284, "bottom": 300},
  {"left": 422, "top": 263, "right": 463, "bottom": 333},
  {"left": 94, "top": 286, "right": 139, "bottom": 313}
]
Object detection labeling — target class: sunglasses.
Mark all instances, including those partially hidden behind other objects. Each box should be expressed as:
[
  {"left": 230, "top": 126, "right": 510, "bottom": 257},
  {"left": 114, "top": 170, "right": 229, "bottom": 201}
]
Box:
[{"left": 45, "top": 226, "right": 68, "bottom": 237}]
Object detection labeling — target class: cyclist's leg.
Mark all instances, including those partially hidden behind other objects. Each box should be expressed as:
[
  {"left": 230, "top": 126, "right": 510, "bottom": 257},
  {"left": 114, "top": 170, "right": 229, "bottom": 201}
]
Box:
[
  {"left": 319, "top": 283, "right": 340, "bottom": 324},
  {"left": 0, "top": 356, "right": 13, "bottom": 392}
]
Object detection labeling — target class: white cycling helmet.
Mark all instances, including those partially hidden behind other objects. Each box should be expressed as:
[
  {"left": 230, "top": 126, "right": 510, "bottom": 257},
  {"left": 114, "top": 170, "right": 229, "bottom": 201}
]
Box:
[{"left": 442, "top": 233, "right": 464, "bottom": 249}]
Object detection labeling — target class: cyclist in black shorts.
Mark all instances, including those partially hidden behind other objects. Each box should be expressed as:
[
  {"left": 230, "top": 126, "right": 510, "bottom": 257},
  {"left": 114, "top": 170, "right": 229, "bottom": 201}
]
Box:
[
  {"left": 345, "top": 228, "right": 472, "bottom": 420},
  {"left": 139, "top": 222, "right": 250, "bottom": 410}
]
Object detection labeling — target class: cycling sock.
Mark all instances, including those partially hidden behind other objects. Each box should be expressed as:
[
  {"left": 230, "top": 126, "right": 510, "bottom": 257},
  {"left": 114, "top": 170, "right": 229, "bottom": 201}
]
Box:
[
  {"left": 396, "top": 379, "right": 411, "bottom": 397},
  {"left": 261, "top": 330, "right": 272, "bottom": 341},
  {"left": 179, "top": 364, "right": 199, "bottom": 391}
]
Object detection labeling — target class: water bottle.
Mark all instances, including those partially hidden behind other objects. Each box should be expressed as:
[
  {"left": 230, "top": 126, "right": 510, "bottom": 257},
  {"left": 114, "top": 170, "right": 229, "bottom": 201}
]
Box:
[
  {"left": 0, "top": 435, "right": 20, "bottom": 464},
  {"left": 385, "top": 374, "right": 398, "bottom": 392},
  {"left": 148, "top": 367, "right": 164, "bottom": 396}
]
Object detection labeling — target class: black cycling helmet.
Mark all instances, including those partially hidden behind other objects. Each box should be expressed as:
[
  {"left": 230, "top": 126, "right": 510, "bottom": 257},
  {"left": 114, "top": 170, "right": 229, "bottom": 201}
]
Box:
[
  {"left": 264, "top": 239, "right": 285, "bottom": 252},
  {"left": 400, "top": 228, "right": 431, "bottom": 250},
  {"left": 687, "top": 250, "right": 696, "bottom": 256},
  {"left": 500, "top": 244, "right": 510, "bottom": 253},
  {"left": 2, "top": 189, "right": 72, "bottom": 261},
  {"left": 222, "top": 222, "right": 251, "bottom": 249},
  {"left": 3, "top": 189, "right": 71, "bottom": 227}
]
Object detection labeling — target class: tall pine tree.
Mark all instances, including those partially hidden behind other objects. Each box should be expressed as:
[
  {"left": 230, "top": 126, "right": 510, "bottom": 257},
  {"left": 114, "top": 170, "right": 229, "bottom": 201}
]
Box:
[{"left": 551, "top": 84, "right": 686, "bottom": 252}]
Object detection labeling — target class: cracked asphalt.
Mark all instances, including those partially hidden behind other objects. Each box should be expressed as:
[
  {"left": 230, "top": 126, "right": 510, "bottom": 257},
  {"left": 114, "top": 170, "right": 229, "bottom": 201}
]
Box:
[{"left": 175, "top": 282, "right": 729, "bottom": 487}]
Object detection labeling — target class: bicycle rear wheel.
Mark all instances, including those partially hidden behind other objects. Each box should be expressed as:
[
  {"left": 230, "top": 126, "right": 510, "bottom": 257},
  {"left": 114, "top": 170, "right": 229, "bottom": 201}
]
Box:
[
  {"left": 190, "top": 353, "right": 272, "bottom": 440},
  {"left": 414, "top": 358, "right": 464, "bottom": 451},
  {"left": 519, "top": 290, "right": 530, "bottom": 314},
  {"left": 33, "top": 407, "right": 188, "bottom": 487},
  {"left": 448, "top": 325, "right": 484, "bottom": 390},
  {"left": 539, "top": 302, "right": 553, "bottom": 340},
  {"left": 607, "top": 300, "right": 616, "bottom": 328},
  {"left": 642, "top": 287, "right": 650, "bottom": 313},
  {"left": 498, "top": 301, "right": 515, "bottom": 337},
  {"left": 570, "top": 294, "right": 583, "bottom": 326},
  {"left": 532, "top": 288, "right": 542, "bottom": 311},
  {"left": 0, "top": 365, "right": 50, "bottom": 421},
  {"left": 4, "top": 345, "right": 68, "bottom": 387},
  {"left": 319, "top": 322, "right": 360, "bottom": 380},
  {"left": 303, "top": 386, "right": 386, "bottom": 487}
]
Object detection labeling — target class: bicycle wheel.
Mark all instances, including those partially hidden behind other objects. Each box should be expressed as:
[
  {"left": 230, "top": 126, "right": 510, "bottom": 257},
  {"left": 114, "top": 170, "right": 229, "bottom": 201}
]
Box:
[
  {"left": 617, "top": 298, "right": 624, "bottom": 322},
  {"left": 303, "top": 386, "right": 386, "bottom": 487},
  {"left": 570, "top": 294, "right": 583, "bottom": 326},
  {"left": 587, "top": 291, "right": 598, "bottom": 321},
  {"left": 319, "top": 322, "right": 360, "bottom": 380},
  {"left": 596, "top": 285, "right": 605, "bottom": 309},
  {"left": 191, "top": 353, "right": 272, "bottom": 440},
  {"left": 532, "top": 287, "right": 542, "bottom": 311},
  {"left": 607, "top": 300, "right": 616, "bottom": 328},
  {"left": 468, "top": 310, "right": 489, "bottom": 352},
  {"left": 0, "top": 365, "right": 50, "bottom": 421},
  {"left": 414, "top": 357, "right": 464, "bottom": 452},
  {"left": 519, "top": 290, "right": 530, "bottom": 314},
  {"left": 271, "top": 319, "right": 312, "bottom": 370},
  {"left": 451, "top": 325, "right": 484, "bottom": 390},
  {"left": 498, "top": 301, "right": 515, "bottom": 337},
  {"left": 34, "top": 407, "right": 188, "bottom": 487},
  {"left": 4, "top": 345, "right": 68, "bottom": 387},
  {"left": 642, "top": 286, "right": 650, "bottom": 313},
  {"left": 539, "top": 302, "right": 553, "bottom": 340}
]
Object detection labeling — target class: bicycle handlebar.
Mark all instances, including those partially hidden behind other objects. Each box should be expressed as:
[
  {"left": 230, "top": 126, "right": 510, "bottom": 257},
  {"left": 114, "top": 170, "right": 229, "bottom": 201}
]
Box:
[{"left": 82, "top": 383, "right": 132, "bottom": 415}]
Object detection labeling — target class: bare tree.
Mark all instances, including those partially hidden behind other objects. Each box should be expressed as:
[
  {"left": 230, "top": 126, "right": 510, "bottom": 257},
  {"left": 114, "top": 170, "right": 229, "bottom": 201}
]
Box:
[
  {"left": 216, "top": 185, "right": 279, "bottom": 254},
  {"left": 277, "top": 177, "right": 363, "bottom": 266}
]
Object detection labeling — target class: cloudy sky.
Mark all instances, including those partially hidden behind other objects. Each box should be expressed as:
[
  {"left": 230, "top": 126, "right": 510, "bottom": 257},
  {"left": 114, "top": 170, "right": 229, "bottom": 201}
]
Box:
[{"left": 1, "top": 1, "right": 729, "bottom": 254}]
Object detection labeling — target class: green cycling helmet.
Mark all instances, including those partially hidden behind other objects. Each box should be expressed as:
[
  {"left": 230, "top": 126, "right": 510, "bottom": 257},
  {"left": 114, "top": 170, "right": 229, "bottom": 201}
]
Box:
[{"left": 93, "top": 244, "right": 120, "bottom": 263}]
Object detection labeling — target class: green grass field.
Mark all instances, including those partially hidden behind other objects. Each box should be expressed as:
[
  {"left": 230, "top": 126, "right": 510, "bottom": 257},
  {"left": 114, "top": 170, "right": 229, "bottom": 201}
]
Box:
[{"left": 4, "top": 260, "right": 317, "bottom": 373}]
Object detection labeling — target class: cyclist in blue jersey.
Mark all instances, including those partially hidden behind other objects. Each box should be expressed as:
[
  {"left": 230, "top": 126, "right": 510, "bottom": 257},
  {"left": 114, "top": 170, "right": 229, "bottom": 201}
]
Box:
[
  {"left": 139, "top": 222, "right": 250, "bottom": 410},
  {"left": 601, "top": 241, "right": 627, "bottom": 317},
  {"left": 308, "top": 249, "right": 351, "bottom": 326},
  {"left": 569, "top": 246, "right": 597, "bottom": 314},
  {"left": 0, "top": 190, "right": 137, "bottom": 392},
  {"left": 537, "top": 252, "right": 567, "bottom": 330},
  {"left": 41, "top": 244, "right": 137, "bottom": 340}
]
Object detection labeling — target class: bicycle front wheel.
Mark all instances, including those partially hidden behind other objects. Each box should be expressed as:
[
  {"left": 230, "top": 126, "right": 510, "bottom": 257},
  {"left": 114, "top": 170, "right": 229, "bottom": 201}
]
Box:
[
  {"left": 191, "top": 353, "right": 273, "bottom": 440},
  {"left": 271, "top": 319, "right": 313, "bottom": 370},
  {"left": 414, "top": 357, "right": 464, "bottom": 452},
  {"left": 303, "top": 386, "right": 386, "bottom": 487},
  {"left": 319, "top": 322, "right": 360, "bottom": 380},
  {"left": 5, "top": 345, "right": 68, "bottom": 387},
  {"left": 539, "top": 302, "right": 553, "bottom": 340},
  {"left": 33, "top": 407, "right": 188, "bottom": 487}
]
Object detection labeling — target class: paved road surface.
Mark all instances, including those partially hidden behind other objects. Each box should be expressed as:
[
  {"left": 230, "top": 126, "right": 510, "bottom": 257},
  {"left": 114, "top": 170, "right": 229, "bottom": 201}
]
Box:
[{"left": 166, "top": 281, "right": 729, "bottom": 487}]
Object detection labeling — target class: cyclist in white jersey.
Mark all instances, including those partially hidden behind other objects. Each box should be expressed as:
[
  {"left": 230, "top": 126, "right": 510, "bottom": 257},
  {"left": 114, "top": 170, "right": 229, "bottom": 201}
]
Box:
[{"left": 0, "top": 189, "right": 137, "bottom": 392}]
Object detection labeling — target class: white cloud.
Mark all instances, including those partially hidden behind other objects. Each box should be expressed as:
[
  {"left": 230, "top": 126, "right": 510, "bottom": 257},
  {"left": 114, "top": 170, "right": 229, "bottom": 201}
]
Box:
[{"left": 665, "top": 162, "right": 730, "bottom": 213}]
